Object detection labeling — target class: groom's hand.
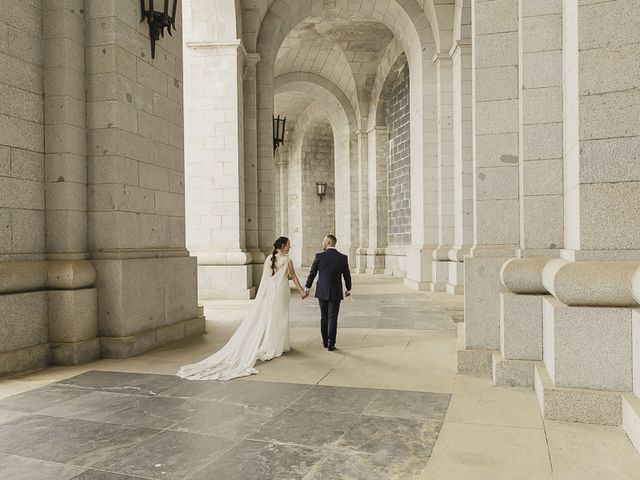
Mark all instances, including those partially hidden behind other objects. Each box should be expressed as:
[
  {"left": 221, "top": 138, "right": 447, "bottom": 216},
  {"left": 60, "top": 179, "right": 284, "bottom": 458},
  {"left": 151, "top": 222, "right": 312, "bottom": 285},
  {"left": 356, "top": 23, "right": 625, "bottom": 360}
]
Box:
[{"left": 345, "top": 290, "right": 351, "bottom": 297}]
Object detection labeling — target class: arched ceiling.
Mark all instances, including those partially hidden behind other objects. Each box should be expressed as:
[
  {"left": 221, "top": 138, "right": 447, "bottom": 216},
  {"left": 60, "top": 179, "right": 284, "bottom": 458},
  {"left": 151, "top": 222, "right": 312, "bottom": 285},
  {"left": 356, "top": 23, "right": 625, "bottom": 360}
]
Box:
[{"left": 274, "top": 12, "right": 395, "bottom": 123}]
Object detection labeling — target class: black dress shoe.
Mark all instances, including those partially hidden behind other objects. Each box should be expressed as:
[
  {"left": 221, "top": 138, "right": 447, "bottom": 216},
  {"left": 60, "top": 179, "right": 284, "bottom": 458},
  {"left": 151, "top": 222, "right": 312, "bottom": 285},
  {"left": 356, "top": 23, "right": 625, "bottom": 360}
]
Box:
[{"left": 328, "top": 345, "right": 336, "bottom": 351}]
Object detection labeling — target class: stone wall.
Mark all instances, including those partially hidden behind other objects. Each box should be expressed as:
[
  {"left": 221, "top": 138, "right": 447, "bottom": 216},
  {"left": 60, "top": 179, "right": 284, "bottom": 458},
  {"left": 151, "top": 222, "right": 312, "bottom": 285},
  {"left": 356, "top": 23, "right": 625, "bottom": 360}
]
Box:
[
  {"left": 386, "top": 63, "right": 411, "bottom": 247},
  {"left": 301, "top": 123, "right": 335, "bottom": 265},
  {"left": 0, "top": 1, "right": 44, "bottom": 261},
  {"left": 0, "top": 0, "right": 201, "bottom": 375},
  {"left": 0, "top": 0, "right": 48, "bottom": 373}
]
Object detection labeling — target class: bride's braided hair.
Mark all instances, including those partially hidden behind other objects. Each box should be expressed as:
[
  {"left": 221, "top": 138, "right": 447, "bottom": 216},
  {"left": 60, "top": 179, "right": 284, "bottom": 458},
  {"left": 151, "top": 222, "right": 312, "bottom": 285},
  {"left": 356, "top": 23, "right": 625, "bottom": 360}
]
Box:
[{"left": 271, "top": 236, "right": 289, "bottom": 275}]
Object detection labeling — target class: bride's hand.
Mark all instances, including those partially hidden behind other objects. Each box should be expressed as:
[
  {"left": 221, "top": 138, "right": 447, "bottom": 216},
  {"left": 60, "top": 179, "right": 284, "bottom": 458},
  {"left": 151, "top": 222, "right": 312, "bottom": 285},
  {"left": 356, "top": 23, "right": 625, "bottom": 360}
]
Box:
[{"left": 299, "top": 288, "right": 308, "bottom": 299}]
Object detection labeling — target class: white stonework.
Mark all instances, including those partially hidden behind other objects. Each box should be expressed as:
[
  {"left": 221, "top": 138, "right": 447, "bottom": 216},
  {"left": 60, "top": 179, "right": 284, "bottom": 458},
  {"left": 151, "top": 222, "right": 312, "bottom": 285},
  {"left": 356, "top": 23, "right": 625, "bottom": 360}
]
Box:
[{"left": 1, "top": 0, "right": 640, "bottom": 460}]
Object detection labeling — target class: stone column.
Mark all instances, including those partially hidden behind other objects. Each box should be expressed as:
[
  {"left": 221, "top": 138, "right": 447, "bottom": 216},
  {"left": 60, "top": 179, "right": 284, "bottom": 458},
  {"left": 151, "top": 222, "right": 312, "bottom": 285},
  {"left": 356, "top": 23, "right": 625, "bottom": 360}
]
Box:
[
  {"left": 432, "top": 53, "right": 455, "bottom": 292},
  {"left": 563, "top": 0, "right": 640, "bottom": 260},
  {"left": 449, "top": 40, "right": 473, "bottom": 294},
  {"left": 356, "top": 130, "right": 369, "bottom": 273},
  {"left": 43, "top": 0, "right": 99, "bottom": 365},
  {"left": 459, "top": 0, "right": 520, "bottom": 374},
  {"left": 256, "top": 51, "right": 276, "bottom": 256},
  {"left": 519, "top": 0, "right": 563, "bottom": 255},
  {"left": 274, "top": 148, "right": 288, "bottom": 237},
  {"left": 86, "top": 0, "right": 200, "bottom": 357},
  {"left": 366, "top": 126, "right": 388, "bottom": 274},
  {"left": 405, "top": 47, "right": 438, "bottom": 291},
  {"left": 184, "top": 39, "right": 255, "bottom": 299},
  {"left": 242, "top": 53, "right": 266, "bottom": 283}
]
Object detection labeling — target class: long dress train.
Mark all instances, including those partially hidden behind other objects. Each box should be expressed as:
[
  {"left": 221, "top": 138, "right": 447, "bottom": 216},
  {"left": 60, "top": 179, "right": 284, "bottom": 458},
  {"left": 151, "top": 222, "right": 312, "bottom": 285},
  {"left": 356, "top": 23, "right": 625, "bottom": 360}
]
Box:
[{"left": 177, "top": 255, "right": 291, "bottom": 381}]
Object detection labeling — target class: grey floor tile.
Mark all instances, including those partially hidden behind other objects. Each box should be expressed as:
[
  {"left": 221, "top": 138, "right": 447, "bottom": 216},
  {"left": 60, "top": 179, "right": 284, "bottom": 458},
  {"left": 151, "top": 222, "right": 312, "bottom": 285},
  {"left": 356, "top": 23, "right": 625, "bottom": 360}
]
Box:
[
  {"left": 190, "top": 440, "right": 325, "bottom": 480},
  {"left": 70, "top": 469, "right": 150, "bottom": 479},
  {"left": 0, "top": 385, "right": 91, "bottom": 413},
  {"left": 94, "top": 430, "right": 235, "bottom": 480},
  {"left": 159, "top": 378, "right": 230, "bottom": 399},
  {"left": 0, "top": 415, "right": 158, "bottom": 467},
  {"left": 302, "top": 451, "right": 427, "bottom": 480},
  {"left": 0, "top": 454, "right": 86, "bottom": 480},
  {"left": 337, "top": 415, "right": 441, "bottom": 458},
  {"left": 38, "top": 391, "right": 137, "bottom": 422},
  {"left": 99, "top": 395, "right": 204, "bottom": 429},
  {"left": 249, "top": 408, "right": 358, "bottom": 447},
  {"left": 171, "top": 401, "right": 274, "bottom": 439},
  {"left": 0, "top": 409, "right": 26, "bottom": 425},
  {"left": 56, "top": 371, "right": 181, "bottom": 396},
  {"left": 289, "top": 385, "right": 378, "bottom": 415},
  {"left": 365, "top": 390, "right": 451, "bottom": 422},
  {"left": 220, "top": 381, "right": 311, "bottom": 413}
]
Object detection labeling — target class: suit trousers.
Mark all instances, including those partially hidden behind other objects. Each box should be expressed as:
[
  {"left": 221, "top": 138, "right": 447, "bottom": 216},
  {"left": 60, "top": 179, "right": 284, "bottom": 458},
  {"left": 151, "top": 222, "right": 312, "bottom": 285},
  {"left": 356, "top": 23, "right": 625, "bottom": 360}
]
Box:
[{"left": 318, "top": 299, "right": 341, "bottom": 347}]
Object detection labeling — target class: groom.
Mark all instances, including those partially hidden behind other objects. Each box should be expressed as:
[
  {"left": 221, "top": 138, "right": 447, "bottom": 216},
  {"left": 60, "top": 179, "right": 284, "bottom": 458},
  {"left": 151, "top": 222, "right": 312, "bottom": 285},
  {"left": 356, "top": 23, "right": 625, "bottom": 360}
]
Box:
[{"left": 304, "top": 234, "right": 352, "bottom": 351}]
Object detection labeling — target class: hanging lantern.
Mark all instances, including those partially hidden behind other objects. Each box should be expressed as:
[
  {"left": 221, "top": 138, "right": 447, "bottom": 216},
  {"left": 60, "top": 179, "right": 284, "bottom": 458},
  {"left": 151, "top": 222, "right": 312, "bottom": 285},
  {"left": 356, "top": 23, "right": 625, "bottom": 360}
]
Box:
[
  {"left": 140, "top": 0, "right": 178, "bottom": 59},
  {"left": 273, "top": 115, "right": 287, "bottom": 153},
  {"left": 316, "top": 182, "right": 327, "bottom": 200}
]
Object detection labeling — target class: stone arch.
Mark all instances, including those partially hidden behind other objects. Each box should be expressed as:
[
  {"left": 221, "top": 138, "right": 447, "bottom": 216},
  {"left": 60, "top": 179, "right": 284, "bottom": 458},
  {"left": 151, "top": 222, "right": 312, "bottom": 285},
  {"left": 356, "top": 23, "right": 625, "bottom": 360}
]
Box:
[
  {"left": 274, "top": 73, "right": 357, "bottom": 130},
  {"left": 275, "top": 34, "right": 360, "bottom": 122},
  {"left": 252, "top": 1, "right": 439, "bottom": 285},
  {"left": 273, "top": 78, "right": 356, "bottom": 262},
  {"left": 368, "top": 40, "right": 407, "bottom": 131}
]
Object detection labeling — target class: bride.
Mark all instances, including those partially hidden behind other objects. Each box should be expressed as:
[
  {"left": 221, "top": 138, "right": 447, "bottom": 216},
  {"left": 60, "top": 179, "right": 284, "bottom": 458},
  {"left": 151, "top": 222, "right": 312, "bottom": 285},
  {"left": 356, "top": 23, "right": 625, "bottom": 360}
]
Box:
[{"left": 177, "top": 236, "right": 307, "bottom": 381}]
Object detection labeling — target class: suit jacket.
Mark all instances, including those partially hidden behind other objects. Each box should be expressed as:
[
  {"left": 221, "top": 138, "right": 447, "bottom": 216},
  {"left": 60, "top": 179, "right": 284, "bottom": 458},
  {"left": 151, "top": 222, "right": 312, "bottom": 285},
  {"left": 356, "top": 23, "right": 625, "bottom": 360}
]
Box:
[{"left": 305, "top": 248, "right": 352, "bottom": 301}]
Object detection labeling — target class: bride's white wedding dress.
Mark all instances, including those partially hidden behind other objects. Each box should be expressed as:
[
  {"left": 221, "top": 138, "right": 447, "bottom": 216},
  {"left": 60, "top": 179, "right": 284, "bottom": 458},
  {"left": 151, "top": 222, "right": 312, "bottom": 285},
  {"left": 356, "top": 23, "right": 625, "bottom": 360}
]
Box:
[{"left": 177, "top": 254, "right": 292, "bottom": 381}]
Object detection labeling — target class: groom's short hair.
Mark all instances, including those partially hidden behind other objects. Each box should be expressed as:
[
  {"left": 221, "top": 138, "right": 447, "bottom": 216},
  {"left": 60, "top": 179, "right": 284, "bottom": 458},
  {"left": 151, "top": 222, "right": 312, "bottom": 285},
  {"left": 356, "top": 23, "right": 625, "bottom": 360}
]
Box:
[{"left": 326, "top": 234, "right": 337, "bottom": 246}]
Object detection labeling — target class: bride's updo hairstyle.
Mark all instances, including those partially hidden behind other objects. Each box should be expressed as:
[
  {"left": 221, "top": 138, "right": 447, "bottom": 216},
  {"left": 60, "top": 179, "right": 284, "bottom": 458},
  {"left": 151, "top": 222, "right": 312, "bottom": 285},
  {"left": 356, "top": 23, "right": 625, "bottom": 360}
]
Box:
[{"left": 271, "top": 236, "right": 289, "bottom": 275}]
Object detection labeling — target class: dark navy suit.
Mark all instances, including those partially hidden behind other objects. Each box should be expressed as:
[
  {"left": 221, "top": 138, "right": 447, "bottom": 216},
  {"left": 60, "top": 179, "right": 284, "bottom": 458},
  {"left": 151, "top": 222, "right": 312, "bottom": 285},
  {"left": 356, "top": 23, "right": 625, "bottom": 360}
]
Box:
[{"left": 305, "top": 248, "right": 352, "bottom": 348}]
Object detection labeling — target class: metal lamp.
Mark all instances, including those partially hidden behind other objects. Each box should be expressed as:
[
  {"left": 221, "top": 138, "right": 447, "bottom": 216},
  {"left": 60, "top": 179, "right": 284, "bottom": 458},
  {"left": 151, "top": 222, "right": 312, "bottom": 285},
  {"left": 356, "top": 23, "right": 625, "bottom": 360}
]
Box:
[
  {"left": 316, "top": 182, "right": 327, "bottom": 200},
  {"left": 140, "top": 0, "right": 178, "bottom": 59},
  {"left": 273, "top": 115, "right": 287, "bottom": 153}
]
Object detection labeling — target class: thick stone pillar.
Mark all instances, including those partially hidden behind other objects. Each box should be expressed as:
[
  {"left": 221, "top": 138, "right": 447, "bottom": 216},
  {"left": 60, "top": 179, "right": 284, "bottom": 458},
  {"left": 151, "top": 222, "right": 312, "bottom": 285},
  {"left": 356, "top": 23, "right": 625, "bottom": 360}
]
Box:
[
  {"left": 365, "top": 126, "right": 388, "bottom": 274},
  {"left": 242, "top": 53, "right": 266, "bottom": 283},
  {"left": 274, "top": 149, "right": 288, "bottom": 237},
  {"left": 449, "top": 40, "right": 473, "bottom": 294},
  {"left": 563, "top": 0, "right": 640, "bottom": 260},
  {"left": 405, "top": 45, "right": 438, "bottom": 291},
  {"left": 459, "top": 0, "right": 520, "bottom": 373},
  {"left": 44, "top": 0, "right": 99, "bottom": 365},
  {"left": 86, "top": 0, "right": 200, "bottom": 357},
  {"left": 256, "top": 51, "right": 276, "bottom": 256},
  {"left": 184, "top": 38, "right": 255, "bottom": 299},
  {"left": 432, "top": 53, "right": 455, "bottom": 292},
  {"left": 519, "top": 0, "right": 563, "bottom": 255},
  {"left": 355, "top": 130, "right": 369, "bottom": 273}
]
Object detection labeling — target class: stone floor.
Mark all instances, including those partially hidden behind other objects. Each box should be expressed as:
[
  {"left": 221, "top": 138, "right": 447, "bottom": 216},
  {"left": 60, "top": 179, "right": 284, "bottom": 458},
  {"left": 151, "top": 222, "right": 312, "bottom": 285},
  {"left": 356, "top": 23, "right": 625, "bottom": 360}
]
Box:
[{"left": 1, "top": 274, "right": 640, "bottom": 479}]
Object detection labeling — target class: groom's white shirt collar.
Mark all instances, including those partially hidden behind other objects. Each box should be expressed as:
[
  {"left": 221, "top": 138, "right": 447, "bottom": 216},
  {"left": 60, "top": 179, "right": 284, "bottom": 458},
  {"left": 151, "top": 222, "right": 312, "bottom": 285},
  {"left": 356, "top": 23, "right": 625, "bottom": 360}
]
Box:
[{"left": 326, "top": 246, "right": 336, "bottom": 250}]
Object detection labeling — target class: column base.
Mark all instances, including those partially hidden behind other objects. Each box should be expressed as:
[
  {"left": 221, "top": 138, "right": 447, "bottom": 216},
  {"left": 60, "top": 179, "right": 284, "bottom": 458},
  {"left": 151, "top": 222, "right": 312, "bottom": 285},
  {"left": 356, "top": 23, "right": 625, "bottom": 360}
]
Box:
[
  {"left": 403, "top": 278, "right": 432, "bottom": 291},
  {"left": 100, "top": 316, "right": 206, "bottom": 359},
  {"left": 457, "top": 348, "right": 494, "bottom": 376},
  {"left": 0, "top": 343, "right": 49, "bottom": 376},
  {"left": 623, "top": 394, "right": 640, "bottom": 456},
  {"left": 464, "top": 255, "right": 514, "bottom": 350},
  {"left": 492, "top": 352, "right": 534, "bottom": 388},
  {"left": 446, "top": 260, "right": 465, "bottom": 295},
  {"left": 405, "top": 246, "right": 435, "bottom": 289},
  {"left": 50, "top": 338, "right": 100, "bottom": 366},
  {"left": 534, "top": 363, "right": 622, "bottom": 426},
  {"left": 198, "top": 264, "right": 256, "bottom": 300}
]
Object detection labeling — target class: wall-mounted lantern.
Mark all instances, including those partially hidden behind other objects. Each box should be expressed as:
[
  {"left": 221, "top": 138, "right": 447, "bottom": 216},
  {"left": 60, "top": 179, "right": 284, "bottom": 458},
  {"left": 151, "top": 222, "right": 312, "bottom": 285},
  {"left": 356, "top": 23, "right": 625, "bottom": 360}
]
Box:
[
  {"left": 273, "top": 115, "right": 287, "bottom": 153},
  {"left": 316, "top": 182, "right": 327, "bottom": 200},
  {"left": 140, "top": 0, "right": 178, "bottom": 59}
]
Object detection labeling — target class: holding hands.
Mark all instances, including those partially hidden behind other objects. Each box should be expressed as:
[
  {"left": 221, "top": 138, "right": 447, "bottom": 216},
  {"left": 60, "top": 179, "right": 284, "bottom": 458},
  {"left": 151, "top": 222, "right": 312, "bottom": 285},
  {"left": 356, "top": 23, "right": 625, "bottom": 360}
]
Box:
[{"left": 299, "top": 288, "right": 309, "bottom": 300}]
